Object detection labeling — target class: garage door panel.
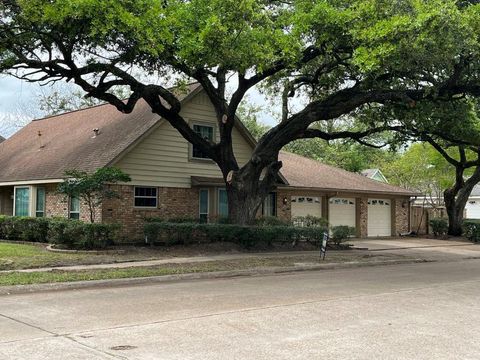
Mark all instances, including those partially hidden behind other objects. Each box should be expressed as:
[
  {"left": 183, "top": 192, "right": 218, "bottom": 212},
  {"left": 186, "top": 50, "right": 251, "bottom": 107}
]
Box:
[
  {"left": 368, "top": 198, "right": 391, "bottom": 237},
  {"left": 329, "top": 198, "right": 356, "bottom": 228},
  {"left": 291, "top": 196, "right": 322, "bottom": 218}
]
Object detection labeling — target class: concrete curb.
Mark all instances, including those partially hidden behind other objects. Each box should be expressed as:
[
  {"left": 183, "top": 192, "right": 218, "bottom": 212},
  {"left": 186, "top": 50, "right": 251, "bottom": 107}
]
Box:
[
  {"left": 0, "top": 258, "right": 432, "bottom": 296},
  {"left": 45, "top": 244, "right": 125, "bottom": 255}
]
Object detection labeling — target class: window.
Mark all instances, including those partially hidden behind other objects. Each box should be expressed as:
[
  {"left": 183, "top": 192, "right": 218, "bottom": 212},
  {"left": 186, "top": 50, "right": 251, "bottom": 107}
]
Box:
[
  {"left": 36, "top": 187, "right": 45, "bottom": 217},
  {"left": 69, "top": 196, "right": 80, "bottom": 220},
  {"left": 262, "top": 193, "right": 277, "bottom": 217},
  {"left": 134, "top": 187, "right": 157, "bottom": 208},
  {"left": 218, "top": 189, "right": 229, "bottom": 217},
  {"left": 192, "top": 124, "right": 214, "bottom": 159},
  {"left": 199, "top": 189, "right": 209, "bottom": 223},
  {"left": 14, "top": 187, "right": 30, "bottom": 217}
]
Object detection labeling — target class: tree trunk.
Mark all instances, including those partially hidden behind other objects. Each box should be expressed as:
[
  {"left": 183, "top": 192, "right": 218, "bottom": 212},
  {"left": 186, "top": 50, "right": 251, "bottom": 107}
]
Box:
[
  {"left": 222, "top": 156, "right": 281, "bottom": 225},
  {"left": 444, "top": 189, "right": 464, "bottom": 236},
  {"left": 444, "top": 164, "right": 480, "bottom": 236},
  {"left": 227, "top": 186, "right": 263, "bottom": 225}
]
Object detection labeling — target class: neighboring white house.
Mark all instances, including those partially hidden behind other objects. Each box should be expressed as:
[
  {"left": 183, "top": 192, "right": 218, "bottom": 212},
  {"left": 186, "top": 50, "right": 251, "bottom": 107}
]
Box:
[
  {"left": 466, "top": 184, "right": 480, "bottom": 219},
  {"left": 412, "top": 183, "right": 480, "bottom": 220},
  {"left": 361, "top": 169, "right": 389, "bottom": 183}
]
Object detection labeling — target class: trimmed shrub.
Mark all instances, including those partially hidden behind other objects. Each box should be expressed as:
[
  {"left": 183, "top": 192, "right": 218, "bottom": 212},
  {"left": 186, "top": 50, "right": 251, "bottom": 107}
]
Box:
[
  {"left": 256, "top": 216, "right": 289, "bottom": 226},
  {"left": 48, "top": 220, "right": 120, "bottom": 250},
  {"left": 463, "top": 221, "right": 480, "bottom": 243},
  {"left": 292, "top": 216, "right": 329, "bottom": 228},
  {"left": 0, "top": 215, "right": 18, "bottom": 240},
  {"left": 16, "top": 217, "right": 50, "bottom": 242},
  {"left": 143, "top": 222, "right": 328, "bottom": 249},
  {"left": 144, "top": 216, "right": 201, "bottom": 224},
  {"left": 331, "top": 226, "right": 355, "bottom": 245},
  {"left": 0, "top": 215, "right": 119, "bottom": 249},
  {"left": 0, "top": 216, "right": 49, "bottom": 242},
  {"left": 429, "top": 218, "right": 448, "bottom": 237}
]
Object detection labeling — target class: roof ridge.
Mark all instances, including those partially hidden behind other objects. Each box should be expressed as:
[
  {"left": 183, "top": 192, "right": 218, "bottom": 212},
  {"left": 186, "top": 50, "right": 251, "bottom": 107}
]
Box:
[
  {"left": 32, "top": 101, "right": 114, "bottom": 122},
  {"left": 31, "top": 82, "right": 202, "bottom": 123}
]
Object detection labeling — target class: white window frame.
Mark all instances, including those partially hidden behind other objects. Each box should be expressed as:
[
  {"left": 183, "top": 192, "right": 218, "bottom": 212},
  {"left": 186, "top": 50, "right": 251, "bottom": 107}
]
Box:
[
  {"left": 35, "top": 186, "right": 46, "bottom": 218},
  {"left": 262, "top": 192, "right": 277, "bottom": 217},
  {"left": 134, "top": 186, "right": 158, "bottom": 208},
  {"left": 199, "top": 188, "right": 209, "bottom": 222},
  {"left": 191, "top": 123, "right": 215, "bottom": 160},
  {"left": 13, "top": 186, "right": 32, "bottom": 217},
  {"left": 69, "top": 196, "right": 80, "bottom": 220}
]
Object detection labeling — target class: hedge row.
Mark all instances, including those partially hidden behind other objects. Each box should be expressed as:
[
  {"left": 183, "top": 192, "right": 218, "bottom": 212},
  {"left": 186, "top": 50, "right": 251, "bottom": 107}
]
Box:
[
  {"left": 0, "top": 216, "right": 119, "bottom": 249},
  {"left": 144, "top": 222, "right": 329, "bottom": 248}
]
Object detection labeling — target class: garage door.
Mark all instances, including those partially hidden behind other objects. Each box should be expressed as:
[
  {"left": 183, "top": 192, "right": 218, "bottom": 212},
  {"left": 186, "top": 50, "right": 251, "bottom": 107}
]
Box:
[
  {"left": 329, "top": 198, "right": 356, "bottom": 228},
  {"left": 291, "top": 196, "right": 322, "bottom": 218},
  {"left": 367, "top": 199, "right": 391, "bottom": 237}
]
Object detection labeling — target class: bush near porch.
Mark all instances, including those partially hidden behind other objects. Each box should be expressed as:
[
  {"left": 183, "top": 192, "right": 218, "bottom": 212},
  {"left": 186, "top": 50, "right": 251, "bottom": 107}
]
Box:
[{"left": 0, "top": 216, "right": 119, "bottom": 250}]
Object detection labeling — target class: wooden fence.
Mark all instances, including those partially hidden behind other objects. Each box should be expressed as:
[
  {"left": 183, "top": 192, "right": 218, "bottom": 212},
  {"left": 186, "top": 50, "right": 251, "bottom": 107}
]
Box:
[{"left": 410, "top": 206, "right": 448, "bottom": 235}]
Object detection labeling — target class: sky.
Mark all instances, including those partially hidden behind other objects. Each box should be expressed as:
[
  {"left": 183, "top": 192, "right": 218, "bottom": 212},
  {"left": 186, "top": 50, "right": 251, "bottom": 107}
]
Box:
[
  {"left": 0, "top": 75, "right": 279, "bottom": 139},
  {"left": 0, "top": 76, "right": 43, "bottom": 137}
]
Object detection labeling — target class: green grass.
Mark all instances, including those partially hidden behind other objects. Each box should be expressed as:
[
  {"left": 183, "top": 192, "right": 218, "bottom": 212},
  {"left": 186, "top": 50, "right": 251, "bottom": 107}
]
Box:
[
  {"left": 0, "top": 254, "right": 409, "bottom": 286},
  {"left": 0, "top": 242, "right": 175, "bottom": 270}
]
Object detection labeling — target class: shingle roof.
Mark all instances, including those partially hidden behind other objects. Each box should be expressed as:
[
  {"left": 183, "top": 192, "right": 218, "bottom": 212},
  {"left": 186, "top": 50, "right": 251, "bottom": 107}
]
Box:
[
  {"left": 0, "top": 83, "right": 201, "bottom": 183},
  {"left": 0, "top": 83, "right": 416, "bottom": 197},
  {"left": 279, "top": 151, "right": 418, "bottom": 196}
]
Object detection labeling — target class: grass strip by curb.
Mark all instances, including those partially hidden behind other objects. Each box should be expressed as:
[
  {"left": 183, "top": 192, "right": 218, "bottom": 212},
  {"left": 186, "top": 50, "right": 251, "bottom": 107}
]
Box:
[{"left": 0, "top": 258, "right": 431, "bottom": 295}]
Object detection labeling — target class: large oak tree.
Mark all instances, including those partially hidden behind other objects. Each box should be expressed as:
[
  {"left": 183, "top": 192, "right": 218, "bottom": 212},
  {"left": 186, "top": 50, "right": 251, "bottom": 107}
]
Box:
[{"left": 2, "top": 0, "right": 480, "bottom": 224}]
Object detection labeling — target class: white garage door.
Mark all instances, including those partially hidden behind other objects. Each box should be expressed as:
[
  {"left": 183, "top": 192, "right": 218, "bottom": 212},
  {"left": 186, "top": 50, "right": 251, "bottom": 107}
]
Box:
[
  {"left": 329, "top": 198, "right": 356, "bottom": 228},
  {"left": 368, "top": 199, "right": 391, "bottom": 237},
  {"left": 291, "top": 196, "right": 322, "bottom": 218}
]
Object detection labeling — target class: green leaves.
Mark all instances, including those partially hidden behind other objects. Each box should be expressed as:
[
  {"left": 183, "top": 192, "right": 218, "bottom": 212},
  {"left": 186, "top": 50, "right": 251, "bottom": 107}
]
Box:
[{"left": 58, "top": 167, "right": 131, "bottom": 222}]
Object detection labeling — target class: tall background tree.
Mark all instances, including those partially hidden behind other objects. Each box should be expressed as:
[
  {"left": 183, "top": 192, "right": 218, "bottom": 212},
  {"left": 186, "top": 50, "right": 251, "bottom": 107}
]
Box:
[{"left": 3, "top": 0, "right": 480, "bottom": 224}]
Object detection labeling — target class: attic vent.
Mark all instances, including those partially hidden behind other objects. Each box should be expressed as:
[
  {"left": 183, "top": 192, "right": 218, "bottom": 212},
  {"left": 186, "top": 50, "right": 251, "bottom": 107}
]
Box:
[
  {"left": 92, "top": 128, "right": 100, "bottom": 138},
  {"left": 38, "top": 131, "right": 45, "bottom": 149}
]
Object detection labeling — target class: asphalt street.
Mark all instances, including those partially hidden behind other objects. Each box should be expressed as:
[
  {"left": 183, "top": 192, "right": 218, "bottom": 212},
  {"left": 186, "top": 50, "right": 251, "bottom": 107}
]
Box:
[{"left": 1, "top": 255, "right": 480, "bottom": 359}]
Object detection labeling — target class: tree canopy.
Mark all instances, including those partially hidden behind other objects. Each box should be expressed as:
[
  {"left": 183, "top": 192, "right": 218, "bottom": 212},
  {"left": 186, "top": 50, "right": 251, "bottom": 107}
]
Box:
[{"left": 3, "top": 0, "right": 480, "bottom": 223}]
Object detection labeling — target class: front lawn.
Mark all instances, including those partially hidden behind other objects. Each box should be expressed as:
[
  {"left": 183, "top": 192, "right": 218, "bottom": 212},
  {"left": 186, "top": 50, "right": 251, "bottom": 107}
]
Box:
[
  {"left": 0, "top": 253, "right": 411, "bottom": 286},
  {"left": 0, "top": 241, "right": 315, "bottom": 271},
  {"left": 0, "top": 242, "right": 176, "bottom": 270}
]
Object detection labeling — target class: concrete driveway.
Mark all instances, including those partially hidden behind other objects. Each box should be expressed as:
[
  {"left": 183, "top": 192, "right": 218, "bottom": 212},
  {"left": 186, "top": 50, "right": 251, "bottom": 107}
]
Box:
[
  {"left": 352, "top": 237, "right": 480, "bottom": 261},
  {"left": 2, "top": 258, "right": 480, "bottom": 359}
]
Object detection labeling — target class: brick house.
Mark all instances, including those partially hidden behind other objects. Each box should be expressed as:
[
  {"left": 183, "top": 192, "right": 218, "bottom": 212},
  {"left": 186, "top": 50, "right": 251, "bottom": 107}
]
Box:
[{"left": 0, "top": 84, "right": 417, "bottom": 240}]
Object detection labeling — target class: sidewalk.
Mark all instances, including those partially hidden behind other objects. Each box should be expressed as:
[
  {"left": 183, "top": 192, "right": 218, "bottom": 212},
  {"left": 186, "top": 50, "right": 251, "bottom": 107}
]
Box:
[
  {"left": 1, "top": 250, "right": 327, "bottom": 273},
  {"left": 350, "top": 237, "right": 480, "bottom": 261}
]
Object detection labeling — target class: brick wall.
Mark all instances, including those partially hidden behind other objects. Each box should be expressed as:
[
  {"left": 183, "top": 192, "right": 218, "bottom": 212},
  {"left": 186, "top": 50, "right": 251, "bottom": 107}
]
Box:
[
  {"left": 102, "top": 185, "right": 199, "bottom": 241},
  {"left": 44, "top": 184, "right": 101, "bottom": 223},
  {"left": 37, "top": 182, "right": 411, "bottom": 240},
  {"left": 394, "top": 197, "right": 410, "bottom": 235},
  {"left": 357, "top": 197, "right": 369, "bottom": 237}
]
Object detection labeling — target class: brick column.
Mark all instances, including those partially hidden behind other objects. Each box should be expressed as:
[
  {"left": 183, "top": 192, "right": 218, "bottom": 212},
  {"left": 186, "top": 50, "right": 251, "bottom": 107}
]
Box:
[
  {"left": 356, "top": 197, "right": 368, "bottom": 238},
  {"left": 394, "top": 198, "right": 409, "bottom": 235}
]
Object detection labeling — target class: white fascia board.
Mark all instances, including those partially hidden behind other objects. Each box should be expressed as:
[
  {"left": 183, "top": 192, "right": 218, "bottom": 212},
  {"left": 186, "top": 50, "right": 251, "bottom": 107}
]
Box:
[{"left": 0, "top": 179, "right": 64, "bottom": 186}]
